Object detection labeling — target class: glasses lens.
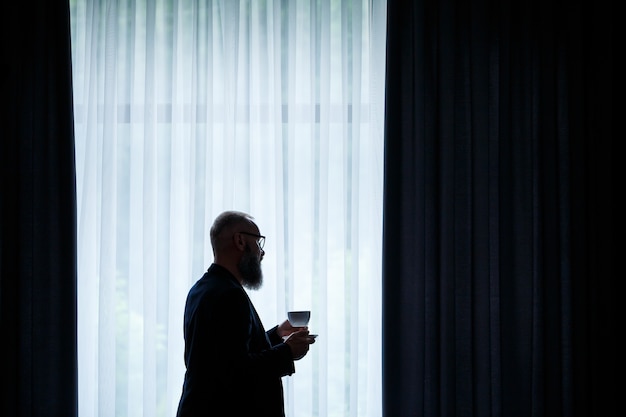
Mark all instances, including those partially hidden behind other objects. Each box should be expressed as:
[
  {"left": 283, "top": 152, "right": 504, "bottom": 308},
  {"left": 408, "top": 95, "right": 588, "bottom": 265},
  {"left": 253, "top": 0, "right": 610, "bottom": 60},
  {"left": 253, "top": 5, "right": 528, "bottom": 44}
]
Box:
[{"left": 258, "top": 237, "right": 265, "bottom": 249}]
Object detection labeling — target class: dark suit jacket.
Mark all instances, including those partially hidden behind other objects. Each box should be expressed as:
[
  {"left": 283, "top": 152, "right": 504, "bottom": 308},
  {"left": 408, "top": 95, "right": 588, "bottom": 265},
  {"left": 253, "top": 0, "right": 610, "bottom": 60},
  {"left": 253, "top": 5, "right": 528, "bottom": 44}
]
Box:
[{"left": 176, "top": 263, "right": 295, "bottom": 417}]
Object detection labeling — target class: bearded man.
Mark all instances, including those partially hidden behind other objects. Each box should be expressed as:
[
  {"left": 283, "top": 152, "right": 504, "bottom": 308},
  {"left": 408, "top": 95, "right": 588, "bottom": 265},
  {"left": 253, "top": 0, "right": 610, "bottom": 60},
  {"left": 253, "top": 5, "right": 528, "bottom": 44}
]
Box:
[{"left": 176, "top": 210, "right": 314, "bottom": 417}]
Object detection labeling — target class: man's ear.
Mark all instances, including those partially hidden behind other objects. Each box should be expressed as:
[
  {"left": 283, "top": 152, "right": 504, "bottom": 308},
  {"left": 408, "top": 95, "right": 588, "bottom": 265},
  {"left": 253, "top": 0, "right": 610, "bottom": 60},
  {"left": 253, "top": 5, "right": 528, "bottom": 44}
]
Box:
[{"left": 233, "top": 232, "right": 246, "bottom": 251}]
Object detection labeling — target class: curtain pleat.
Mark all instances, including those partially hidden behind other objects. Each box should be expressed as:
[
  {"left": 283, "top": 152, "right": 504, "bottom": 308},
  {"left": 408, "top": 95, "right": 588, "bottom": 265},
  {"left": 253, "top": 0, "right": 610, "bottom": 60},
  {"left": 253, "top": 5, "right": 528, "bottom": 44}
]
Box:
[
  {"left": 383, "top": 0, "right": 614, "bottom": 416},
  {"left": 1, "top": 2, "right": 78, "bottom": 417},
  {"left": 71, "top": 1, "right": 386, "bottom": 416}
]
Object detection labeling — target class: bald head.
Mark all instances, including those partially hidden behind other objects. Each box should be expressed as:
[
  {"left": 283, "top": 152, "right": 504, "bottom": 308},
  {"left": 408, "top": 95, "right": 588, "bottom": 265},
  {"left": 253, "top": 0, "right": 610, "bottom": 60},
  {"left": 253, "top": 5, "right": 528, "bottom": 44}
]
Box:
[
  {"left": 210, "top": 210, "right": 257, "bottom": 254},
  {"left": 210, "top": 210, "right": 264, "bottom": 289}
]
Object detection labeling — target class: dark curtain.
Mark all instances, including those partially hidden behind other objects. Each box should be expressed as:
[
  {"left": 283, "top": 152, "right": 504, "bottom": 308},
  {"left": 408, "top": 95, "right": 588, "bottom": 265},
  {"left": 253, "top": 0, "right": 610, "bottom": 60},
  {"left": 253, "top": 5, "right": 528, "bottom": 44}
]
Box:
[
  {"left": 0, "top": 2, "right": 78, "bottom": 416},
  {"left": 382, "top": 0, "right": 614, "bottom": 416}
]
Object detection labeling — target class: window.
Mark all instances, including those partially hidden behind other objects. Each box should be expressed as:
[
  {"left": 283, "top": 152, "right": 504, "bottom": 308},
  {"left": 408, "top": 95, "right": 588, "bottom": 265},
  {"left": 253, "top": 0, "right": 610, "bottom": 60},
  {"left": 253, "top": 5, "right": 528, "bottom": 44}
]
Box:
[{"left": 71, "top": 1, "right": 386, "bottom": 416}]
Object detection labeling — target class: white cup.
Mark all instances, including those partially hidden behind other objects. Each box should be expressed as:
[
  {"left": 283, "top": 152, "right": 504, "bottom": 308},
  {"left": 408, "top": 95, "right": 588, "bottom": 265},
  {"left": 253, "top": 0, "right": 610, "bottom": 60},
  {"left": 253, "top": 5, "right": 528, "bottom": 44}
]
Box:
[{"left": 287, "top": 310, "right": 311, "bottom": 327}]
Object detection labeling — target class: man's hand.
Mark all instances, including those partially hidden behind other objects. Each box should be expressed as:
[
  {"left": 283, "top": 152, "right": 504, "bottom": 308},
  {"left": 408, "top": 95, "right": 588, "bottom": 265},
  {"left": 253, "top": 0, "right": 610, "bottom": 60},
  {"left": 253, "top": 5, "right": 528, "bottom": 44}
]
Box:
[
  {"left": 277, "top": 319, "right": 308, "bottom": 338},
  {"left": 283, "top": 328, "right": 315, "bottom": 360}
]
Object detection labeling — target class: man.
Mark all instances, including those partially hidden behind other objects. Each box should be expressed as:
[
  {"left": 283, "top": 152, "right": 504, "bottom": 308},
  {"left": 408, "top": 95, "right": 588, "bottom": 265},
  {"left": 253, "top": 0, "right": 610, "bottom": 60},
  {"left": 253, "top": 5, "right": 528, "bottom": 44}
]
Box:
[{"left": 176, "top": 210, "right": 315, "bottom": 416}]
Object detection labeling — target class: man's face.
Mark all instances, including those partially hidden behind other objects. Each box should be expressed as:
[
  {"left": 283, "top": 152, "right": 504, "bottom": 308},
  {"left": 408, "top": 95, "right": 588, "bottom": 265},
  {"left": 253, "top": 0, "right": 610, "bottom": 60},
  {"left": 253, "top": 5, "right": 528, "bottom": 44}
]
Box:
[{"left": 238, "top": 243, "right": 263, "bottom": 290}]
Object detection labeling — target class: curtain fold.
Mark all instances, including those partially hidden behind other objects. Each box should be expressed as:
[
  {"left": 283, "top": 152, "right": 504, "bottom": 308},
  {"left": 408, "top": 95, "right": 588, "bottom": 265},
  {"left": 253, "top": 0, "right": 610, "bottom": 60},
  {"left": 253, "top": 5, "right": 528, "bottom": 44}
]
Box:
[
  {"left": 1, "top": 2, "right": 78, "bottom": 417},
  {"left": 382, "top": 0, "right": 614, "bottom": 416},
  {"left": 71, "top": 1, "right": 386, "bottom": 416}
]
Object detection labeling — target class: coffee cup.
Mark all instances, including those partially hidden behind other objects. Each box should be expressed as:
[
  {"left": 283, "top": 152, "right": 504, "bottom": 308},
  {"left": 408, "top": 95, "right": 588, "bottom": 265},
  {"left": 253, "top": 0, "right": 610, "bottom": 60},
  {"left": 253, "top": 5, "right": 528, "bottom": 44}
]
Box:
[{"left": 287, "top": 310, "right": 311, "bottom": 327}]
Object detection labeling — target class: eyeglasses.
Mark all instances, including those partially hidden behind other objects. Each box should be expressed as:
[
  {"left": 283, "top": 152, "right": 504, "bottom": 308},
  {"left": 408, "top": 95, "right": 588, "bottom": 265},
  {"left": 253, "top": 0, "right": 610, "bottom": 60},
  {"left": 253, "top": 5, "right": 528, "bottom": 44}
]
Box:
[{"left": 239, "top": 231, "right": 266, "bottom": 250}]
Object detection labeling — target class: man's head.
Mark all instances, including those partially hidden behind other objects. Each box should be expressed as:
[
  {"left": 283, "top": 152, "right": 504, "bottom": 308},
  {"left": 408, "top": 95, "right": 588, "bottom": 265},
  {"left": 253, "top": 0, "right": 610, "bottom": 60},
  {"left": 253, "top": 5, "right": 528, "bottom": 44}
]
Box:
[{"left": 210, "top": 211, "right": 265, "bottom": 289}]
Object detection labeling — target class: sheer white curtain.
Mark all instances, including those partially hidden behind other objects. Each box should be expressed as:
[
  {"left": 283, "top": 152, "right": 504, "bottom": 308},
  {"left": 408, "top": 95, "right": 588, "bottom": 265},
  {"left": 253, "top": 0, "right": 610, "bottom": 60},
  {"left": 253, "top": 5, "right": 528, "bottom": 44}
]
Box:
[{"left": 71, "top": 1, "right": 386, "bottom": 416}]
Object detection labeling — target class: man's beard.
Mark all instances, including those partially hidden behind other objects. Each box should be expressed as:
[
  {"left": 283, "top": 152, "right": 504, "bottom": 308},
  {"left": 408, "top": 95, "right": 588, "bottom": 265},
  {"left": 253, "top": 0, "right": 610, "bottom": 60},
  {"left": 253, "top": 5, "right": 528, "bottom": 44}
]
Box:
[{"left": 238, "top": 244, "right": 263, "bottom": 290}]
